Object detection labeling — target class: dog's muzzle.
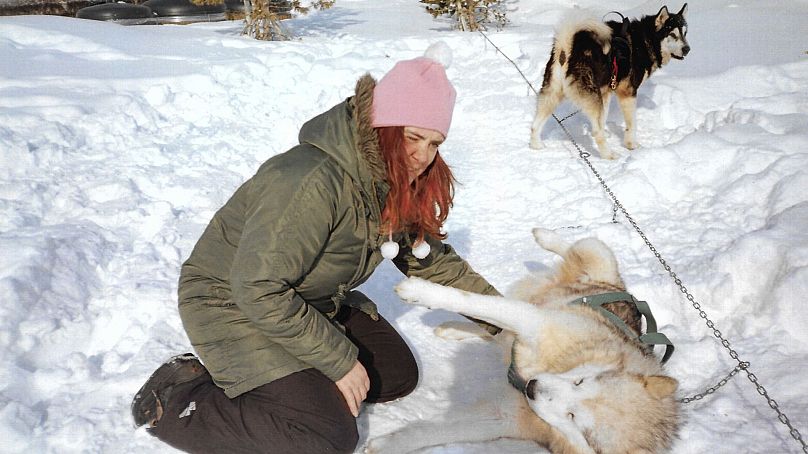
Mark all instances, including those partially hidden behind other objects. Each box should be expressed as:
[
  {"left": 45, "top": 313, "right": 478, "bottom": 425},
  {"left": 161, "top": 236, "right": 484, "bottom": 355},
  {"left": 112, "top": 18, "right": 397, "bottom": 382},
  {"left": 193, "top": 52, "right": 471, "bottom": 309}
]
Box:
[{"left": 673, "top": 45, "right": 691, "bottom": 60}]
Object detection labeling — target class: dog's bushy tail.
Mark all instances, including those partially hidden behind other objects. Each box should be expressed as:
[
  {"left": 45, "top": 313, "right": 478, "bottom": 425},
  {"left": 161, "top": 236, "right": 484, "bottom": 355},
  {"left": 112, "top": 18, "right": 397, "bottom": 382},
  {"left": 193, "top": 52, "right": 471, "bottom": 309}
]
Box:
[{"left": 554, "top": 9, "right": 612, "bottom": 56}]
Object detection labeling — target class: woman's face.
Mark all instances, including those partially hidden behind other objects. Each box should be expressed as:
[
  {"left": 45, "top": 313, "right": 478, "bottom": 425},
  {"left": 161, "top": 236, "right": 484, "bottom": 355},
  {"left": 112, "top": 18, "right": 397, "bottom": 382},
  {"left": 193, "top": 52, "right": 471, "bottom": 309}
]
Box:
[{"left": 403, "top": 126, "right": 444, "bottom": 184}]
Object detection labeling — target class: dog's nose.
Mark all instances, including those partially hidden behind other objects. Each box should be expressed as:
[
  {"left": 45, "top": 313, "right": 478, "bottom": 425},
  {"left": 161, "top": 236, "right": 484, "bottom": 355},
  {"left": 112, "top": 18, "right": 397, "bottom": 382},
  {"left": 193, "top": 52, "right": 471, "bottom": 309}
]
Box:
[{"left": 682, "top": 45, "right": 690, "bottom": 56}]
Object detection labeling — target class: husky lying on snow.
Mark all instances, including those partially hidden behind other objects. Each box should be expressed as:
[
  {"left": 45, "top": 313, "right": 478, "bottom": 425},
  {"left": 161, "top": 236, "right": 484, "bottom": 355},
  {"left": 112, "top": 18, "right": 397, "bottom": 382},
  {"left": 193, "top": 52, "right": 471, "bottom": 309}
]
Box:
[
  {"left": 530, "top": 5, "right": 690, "bottom": 159},
  {"left": 366, "top": 228, "right": 680, "bottom": 454}
]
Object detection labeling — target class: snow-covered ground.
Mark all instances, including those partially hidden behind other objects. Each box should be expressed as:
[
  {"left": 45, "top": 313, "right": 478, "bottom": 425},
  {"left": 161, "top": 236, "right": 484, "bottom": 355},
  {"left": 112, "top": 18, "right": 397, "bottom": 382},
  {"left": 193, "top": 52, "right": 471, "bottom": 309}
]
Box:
[{"left": 1, "top": 0, "right": 807, "bottom": 452}]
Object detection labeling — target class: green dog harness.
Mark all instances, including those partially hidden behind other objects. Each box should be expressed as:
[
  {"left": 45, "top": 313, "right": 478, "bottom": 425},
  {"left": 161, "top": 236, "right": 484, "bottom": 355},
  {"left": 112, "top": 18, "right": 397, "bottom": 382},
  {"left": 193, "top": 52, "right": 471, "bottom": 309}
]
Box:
[
  {"left": 507, "top": 292, "right": 675, "bottom": 395},
  {"left": 570, "top": 291, "right": 675, "bottom": 364}
]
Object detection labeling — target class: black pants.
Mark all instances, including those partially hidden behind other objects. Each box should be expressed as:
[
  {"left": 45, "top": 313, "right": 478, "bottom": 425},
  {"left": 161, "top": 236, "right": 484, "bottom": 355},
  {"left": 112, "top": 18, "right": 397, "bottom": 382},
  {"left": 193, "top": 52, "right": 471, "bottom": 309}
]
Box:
[{"left": 148, "top": 306, "right": 418, "bottom": 453}]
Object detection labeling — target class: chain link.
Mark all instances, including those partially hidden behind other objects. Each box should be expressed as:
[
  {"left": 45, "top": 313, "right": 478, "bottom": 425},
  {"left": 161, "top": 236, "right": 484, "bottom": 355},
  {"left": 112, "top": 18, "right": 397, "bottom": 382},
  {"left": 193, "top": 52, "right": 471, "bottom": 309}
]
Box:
[
  {"left": 679, "top": 361, "right": 749, "bottom": 403},
  {"left": 478, "top": 29, "right": 807, "bottom": 452},
  {"left": 556, "top": 110, "right": 580, "bottom": 123}
]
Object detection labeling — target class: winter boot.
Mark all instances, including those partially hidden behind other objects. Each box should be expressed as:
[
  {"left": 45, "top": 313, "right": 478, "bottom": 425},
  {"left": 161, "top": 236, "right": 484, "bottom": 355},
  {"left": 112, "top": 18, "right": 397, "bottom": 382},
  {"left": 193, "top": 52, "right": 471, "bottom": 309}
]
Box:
[{"left": 131, "top": 353, "right": 207, "bottom": 428}]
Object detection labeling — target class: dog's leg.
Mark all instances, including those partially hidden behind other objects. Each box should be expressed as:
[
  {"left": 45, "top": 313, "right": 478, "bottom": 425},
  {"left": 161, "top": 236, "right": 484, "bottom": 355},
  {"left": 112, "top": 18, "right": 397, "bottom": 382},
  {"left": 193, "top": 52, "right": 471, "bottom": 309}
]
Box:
[
  {"left": 530, "top": 55, "right": 564, "bottom": 150},
  {"left": 395, "top": 277, "right": 545, "bottom": 344},
  {"left": 365, "top": 417, "right": 526, "bottom": 454},
  {"left": 532, "top": 227, "right": 571, "bottom": 256},
  {"left": 530, "top": 88, "right": 563, "bottom": 150},
  {"left": 617, "top": 92, "right": 638, "bottom": 150},
  {"left": 600, "top": 90, "right": 612, "bottom": 137},
  {"left": 434, "top": 320, "right": 494, "bottom": 341},
  {"left": 534, "top": 229, "right": 625, "bottom": 289},
  {"left": 574, "top": 90, "right": 616, "bottom": 159}
]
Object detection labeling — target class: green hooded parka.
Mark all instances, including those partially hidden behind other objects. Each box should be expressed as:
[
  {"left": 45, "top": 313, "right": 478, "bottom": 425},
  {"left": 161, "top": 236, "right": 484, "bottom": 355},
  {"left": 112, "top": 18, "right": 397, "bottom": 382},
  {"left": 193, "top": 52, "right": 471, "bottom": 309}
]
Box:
[{"left": 177, "top": 74, "right": 499, "bottom": 398}]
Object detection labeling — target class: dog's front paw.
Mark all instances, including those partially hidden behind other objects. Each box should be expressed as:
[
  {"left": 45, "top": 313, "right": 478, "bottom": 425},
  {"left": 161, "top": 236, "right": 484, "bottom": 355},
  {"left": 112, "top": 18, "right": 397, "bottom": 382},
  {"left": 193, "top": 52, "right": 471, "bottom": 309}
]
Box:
[
  {"left": 623, "top": 138, "right": 639, "bottom": 150},
  {"left": 395, "top": 277, "right": 471, "bottom": 313},
  {"left": 395, "top": 277, "right": 433, "bottom": 307}
]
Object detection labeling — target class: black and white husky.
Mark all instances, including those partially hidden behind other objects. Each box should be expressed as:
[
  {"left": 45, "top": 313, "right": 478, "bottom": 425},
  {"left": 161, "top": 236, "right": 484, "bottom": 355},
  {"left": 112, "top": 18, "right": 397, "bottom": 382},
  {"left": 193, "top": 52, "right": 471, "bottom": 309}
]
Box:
[{"left": 529, "top": 5, "right": 690, "bottom": 159}]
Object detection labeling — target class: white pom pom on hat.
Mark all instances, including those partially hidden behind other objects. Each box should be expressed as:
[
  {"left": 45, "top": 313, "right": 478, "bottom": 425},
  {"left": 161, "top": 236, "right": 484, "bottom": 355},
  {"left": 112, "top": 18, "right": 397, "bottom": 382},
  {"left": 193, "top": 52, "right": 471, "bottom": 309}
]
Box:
[
  {"left": 423, "top": 41, "right": 453, "bottom": 69},
  {"left": 371, "top": 42, "right": 457, "bottom": 138}
]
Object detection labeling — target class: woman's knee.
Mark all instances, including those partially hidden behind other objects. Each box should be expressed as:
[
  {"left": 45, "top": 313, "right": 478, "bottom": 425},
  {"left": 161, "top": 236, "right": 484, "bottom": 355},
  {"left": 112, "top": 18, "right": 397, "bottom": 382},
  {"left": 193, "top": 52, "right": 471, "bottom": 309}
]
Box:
[
  {"left": 256, "top": 369, "right": 360, "bottom": 453},
  {"left": 323, "top": 421, "right": 359, "bottom": 454},
  {"left": 367, "top": 350, "right": 419, "bottom": 403},
  {"left": 394, "top": 349, "right": 419, "bottom": 397}
]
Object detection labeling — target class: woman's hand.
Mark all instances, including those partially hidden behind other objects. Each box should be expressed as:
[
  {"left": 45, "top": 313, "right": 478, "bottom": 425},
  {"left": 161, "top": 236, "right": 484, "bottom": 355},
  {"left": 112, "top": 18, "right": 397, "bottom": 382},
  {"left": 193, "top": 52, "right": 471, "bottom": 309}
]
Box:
[{"left": 335, "top": 361, "right": 370, "bottom": 417}]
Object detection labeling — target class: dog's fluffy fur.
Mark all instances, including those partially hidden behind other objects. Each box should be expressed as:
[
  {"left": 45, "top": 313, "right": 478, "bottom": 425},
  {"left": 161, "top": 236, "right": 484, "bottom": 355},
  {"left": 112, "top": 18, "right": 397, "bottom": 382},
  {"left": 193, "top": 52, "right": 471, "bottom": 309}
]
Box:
[
  {"left": 366, "top": 228, "right": 680, "bottom": 454},
  {"left": 529, "top": 5, "right": 690, "bottom": 159}
]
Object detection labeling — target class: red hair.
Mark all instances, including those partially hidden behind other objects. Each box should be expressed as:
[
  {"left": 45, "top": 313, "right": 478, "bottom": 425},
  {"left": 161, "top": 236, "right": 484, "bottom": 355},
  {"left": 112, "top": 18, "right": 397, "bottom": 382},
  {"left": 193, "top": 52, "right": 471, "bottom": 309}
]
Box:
[{"left": 377, "top": 126, "right": 455, "bottom": 241}]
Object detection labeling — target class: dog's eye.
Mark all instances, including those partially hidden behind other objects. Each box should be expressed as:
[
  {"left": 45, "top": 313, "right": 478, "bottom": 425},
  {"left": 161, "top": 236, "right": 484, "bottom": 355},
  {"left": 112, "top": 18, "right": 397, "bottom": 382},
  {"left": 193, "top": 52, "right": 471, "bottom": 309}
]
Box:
[
  {"left": 567, "top": 412, "right": 575, "bottom": 420},
  {"left": 668, "top": 32, "right": 676, "bottom": 38},
  {"left": 574, "top": 378, "right": 584, "bottom": 386}
]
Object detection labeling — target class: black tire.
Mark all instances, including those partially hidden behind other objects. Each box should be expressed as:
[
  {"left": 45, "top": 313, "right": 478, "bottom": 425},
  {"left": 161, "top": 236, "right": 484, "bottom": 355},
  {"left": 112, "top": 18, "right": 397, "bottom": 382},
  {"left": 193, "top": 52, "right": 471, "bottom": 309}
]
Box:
[
  {"left": 76, "top": 3, "right": 154, "bottom": 21},
  {"left": 142, "top": 0, "right": 224, "bottom": 17}
]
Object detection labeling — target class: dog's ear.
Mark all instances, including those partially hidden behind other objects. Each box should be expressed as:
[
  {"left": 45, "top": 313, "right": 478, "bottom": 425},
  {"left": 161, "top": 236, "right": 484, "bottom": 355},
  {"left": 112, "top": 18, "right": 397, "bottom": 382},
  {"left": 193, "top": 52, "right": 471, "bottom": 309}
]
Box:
[
  {"left": 678, "top": 3, "right": 688, "bottom": 18},
  {"left": 644, "top": 375, "right": 678, "bottom": 399},
  {"left": 655, "top": 6, "right": 670, "bottom": 31}
]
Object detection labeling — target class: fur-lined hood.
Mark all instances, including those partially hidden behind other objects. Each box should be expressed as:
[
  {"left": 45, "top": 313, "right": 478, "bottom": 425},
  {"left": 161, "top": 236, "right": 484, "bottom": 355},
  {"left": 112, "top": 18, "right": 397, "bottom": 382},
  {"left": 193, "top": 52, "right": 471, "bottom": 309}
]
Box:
[{"left": 297, "top": 73, "right": 388, "bottom": 212}]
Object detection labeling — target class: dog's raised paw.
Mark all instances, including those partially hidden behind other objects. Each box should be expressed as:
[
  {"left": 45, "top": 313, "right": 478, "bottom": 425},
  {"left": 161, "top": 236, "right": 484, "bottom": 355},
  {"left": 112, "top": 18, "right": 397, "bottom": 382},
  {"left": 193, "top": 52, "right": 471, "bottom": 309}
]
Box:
[{"left": 394, "top": 277, "right": 431, "bottom": 306}]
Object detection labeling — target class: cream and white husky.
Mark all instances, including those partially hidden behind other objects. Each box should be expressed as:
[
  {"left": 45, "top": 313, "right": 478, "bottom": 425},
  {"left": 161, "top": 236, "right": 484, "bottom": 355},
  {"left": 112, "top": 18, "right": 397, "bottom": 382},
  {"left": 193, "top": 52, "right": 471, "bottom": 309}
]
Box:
[{"left": 366, "top": 228, "right": 680, "bottom": 454}]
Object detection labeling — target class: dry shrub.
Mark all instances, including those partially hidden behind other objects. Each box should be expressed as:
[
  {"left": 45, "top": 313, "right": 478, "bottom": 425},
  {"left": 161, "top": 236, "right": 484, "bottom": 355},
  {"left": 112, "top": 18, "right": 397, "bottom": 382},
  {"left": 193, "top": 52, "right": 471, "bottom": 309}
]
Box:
[{"left": 242, "top": 0, "right": 334, "bottom": 40}]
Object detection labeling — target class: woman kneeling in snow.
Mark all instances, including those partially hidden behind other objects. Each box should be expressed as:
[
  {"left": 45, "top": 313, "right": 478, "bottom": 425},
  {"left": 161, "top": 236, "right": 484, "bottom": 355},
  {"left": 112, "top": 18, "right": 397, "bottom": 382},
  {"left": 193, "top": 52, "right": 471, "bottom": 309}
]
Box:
[{"left": 131, "top": 42, "right": 501, "bottom": 454}]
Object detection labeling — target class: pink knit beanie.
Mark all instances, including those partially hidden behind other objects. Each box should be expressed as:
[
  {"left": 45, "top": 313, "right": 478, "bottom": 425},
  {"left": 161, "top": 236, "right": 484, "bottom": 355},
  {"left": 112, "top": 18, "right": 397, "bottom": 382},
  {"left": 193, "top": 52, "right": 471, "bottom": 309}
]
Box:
[{"left": 372, "top": 42, "right": 456, "bottom": 138}]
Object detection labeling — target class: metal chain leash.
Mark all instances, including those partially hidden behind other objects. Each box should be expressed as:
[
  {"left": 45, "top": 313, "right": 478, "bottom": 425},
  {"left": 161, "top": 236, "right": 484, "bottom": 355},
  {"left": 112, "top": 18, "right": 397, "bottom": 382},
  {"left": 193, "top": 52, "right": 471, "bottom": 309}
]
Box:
[
  {"left": 478, "top": 29, "right": 807, "bottom": 453},
  {"left": 555, "top": 110, "right": 580, "bottom": 123},
  {"left": 558, "top": 101, "right": 808, "bottom": 454},
  {"left": 679, "top": 361, "right": 749, "bottom": 404},
  {"left": 555, "top": 90, "right": 808, "bottom": 454}
]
